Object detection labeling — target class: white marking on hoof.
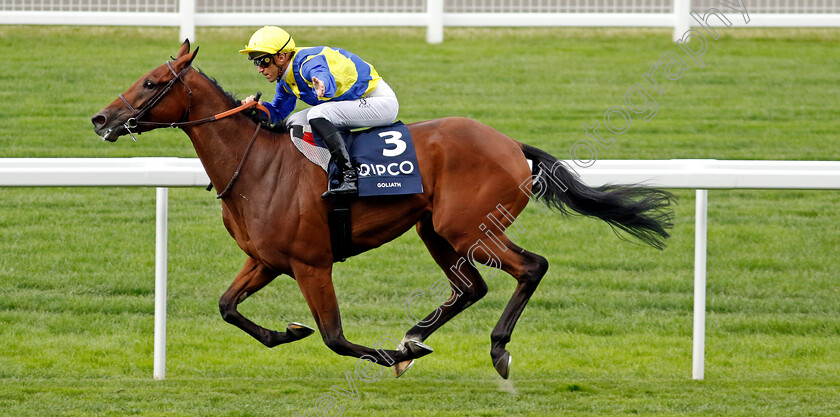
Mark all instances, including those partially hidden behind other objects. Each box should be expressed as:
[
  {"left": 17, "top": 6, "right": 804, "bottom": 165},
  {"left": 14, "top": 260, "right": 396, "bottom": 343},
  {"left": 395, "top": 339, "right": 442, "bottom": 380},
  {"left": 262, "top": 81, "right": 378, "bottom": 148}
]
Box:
[
  {"left": 494, "top": 352, "right": 512, "bottom": 379},
  {"left": 289, "top": 322, "right": 314, "bottom": 331},
  {"left": 404, "top": 339, "right": 433, "bottom": 357},
  {"left": 398, "top": 336, "right": 413, "bottom": 350},
  {"left": 287, "top": 322, "right": 315, "bottom": 339}
]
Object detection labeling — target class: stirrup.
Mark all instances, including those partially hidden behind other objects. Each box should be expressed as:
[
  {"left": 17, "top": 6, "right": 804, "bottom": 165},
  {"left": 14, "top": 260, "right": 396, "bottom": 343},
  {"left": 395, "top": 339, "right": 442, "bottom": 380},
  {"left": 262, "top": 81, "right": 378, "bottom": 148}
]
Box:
[
  {"left": 322, "top": 173, "right": 358, "bottom": 199},
  {"left": 321, "top": 183, "right": 358, "bottom": 198}
]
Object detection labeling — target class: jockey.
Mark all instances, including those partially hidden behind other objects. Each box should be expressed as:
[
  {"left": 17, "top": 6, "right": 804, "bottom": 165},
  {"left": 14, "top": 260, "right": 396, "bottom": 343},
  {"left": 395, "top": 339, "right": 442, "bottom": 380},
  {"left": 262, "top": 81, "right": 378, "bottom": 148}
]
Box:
[{"left": 240, "top": 26, "right": 399, "bottom": 198}]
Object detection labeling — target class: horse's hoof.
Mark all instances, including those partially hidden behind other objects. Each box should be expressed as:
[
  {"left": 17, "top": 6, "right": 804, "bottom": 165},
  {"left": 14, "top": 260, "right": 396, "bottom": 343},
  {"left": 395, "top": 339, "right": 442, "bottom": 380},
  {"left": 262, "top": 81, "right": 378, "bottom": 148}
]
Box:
[
  {"left": 403, "top": 339, "right": 434, "bottom": 358},
  {"left": 393, "top": 359, "right": 414, "bottom": 378},
  {"left": 493, "top": 351, "right": 512, "bottom": 379},
  {"left": 287, "top": 322, "right": 315, "bottom": 340}
]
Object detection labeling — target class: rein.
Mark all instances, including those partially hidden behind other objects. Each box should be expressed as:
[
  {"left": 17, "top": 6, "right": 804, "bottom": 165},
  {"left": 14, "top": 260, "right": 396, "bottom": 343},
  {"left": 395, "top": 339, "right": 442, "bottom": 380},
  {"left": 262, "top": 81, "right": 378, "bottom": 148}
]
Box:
[
  {"left": 213, "top": 122, "right": 261, "bottom": 199},
  {"left": 118, "top": 60, "right": 271, "bottom": 199}
]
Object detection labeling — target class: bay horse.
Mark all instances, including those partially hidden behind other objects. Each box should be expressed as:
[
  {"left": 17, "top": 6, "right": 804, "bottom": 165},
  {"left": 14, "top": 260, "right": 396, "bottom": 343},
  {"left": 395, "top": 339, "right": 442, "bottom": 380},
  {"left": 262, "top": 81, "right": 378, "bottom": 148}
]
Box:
[{"left": 91, "top": 41, "right": 673, "bottom": 379}]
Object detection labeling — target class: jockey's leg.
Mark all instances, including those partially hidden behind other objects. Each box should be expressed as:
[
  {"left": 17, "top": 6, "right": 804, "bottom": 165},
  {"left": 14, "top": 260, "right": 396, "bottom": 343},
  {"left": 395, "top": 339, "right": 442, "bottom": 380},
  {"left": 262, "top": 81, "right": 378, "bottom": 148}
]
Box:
[
  {"left": 309, "top": 116, "right": 358, "bottom": 198},
  {"left": 305, "top": 81, "right": 399, "bottom": 198},
  {"left": 285, "top": 107, "right": 311, "bottom": 129}
]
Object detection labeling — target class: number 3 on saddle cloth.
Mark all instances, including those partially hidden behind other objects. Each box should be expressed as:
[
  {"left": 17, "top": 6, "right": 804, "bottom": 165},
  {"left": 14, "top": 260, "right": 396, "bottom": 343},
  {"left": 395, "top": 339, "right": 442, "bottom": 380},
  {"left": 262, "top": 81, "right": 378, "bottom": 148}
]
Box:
[
  {"left": 289, "top": 121, "right": 423, "bottom": 261},
  {"left": 289, "top": 121, "right": 423, "bottom": 197}
]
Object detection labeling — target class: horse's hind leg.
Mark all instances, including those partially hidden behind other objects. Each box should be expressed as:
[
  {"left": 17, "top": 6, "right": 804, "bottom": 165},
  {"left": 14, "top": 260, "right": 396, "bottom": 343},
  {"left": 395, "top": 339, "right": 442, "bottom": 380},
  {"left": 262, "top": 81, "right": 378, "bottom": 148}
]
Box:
[
  {"left": 442, "top": 226, "right": 548, "bottom": 379},
  {"left": 219, "top": 257, "right": 315, "bottom": 347},
  {"left": 488, "top": 242, "right": 549, "bottom": 379},
  {"left": 393, "top": 218, "right": 489, "bottom": 376}
]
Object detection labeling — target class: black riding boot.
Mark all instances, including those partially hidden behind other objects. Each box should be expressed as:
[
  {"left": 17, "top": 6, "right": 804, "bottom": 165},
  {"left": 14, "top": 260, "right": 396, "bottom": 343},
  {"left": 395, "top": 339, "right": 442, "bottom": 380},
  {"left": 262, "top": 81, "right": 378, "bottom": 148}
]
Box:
[{"left": 310, "top": 117, "right": 358, "bottom": 198}]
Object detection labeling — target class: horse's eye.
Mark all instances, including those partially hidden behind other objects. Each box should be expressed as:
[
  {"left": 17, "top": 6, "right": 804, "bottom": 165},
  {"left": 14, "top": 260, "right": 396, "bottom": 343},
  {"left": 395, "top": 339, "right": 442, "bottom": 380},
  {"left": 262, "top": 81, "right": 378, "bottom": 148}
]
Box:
[{"left": 143, "top": 80, "right": 155, "bottom": 89}]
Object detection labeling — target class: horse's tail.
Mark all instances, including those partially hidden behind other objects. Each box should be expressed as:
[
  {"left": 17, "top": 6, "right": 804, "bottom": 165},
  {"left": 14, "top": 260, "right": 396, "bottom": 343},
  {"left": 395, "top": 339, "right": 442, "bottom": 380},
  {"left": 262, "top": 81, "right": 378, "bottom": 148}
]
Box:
[{"left": 520, "top": 143, "right": 674, "bottom": 249}]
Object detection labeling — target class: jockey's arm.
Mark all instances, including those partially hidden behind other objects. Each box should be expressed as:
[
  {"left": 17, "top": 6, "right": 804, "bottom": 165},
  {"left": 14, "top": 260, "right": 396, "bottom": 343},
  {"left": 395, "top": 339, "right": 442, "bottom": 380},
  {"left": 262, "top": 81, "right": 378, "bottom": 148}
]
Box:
[
  {"left": 264, "top": 86, "right": 297, "bottom": 123},
  {"left": 300, "top": 55, "right": 336, "bottom": 98},
  {"left": 244, "top": 87, "right": 296, "bottom": 124},
  {"left": 311, "top": 77, "right": 326, "bottom": 98}
]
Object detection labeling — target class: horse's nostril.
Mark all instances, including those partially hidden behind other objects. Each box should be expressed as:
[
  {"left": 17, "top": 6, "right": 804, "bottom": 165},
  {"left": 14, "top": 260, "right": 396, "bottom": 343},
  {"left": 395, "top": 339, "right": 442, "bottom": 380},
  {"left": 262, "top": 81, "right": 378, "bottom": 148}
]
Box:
[{"left": 91, "top": 114, "right": 107, "bottom": 127}]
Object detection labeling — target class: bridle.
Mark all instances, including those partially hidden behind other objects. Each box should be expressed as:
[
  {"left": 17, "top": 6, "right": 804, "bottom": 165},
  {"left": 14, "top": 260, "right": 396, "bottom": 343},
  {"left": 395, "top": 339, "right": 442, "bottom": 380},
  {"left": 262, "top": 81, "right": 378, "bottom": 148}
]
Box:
[
  {"left": 116, "top": 60, "right": 269, "bottom": 199},
  {"left": 118, "top": 61, "right": 193, "bottom": 141}
]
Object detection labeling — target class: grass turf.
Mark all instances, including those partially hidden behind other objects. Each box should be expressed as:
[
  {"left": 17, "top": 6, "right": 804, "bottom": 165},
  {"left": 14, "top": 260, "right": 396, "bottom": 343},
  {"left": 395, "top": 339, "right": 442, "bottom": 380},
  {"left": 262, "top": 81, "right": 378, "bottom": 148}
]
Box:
[{"left": 1, "top": 25, "right": 839, "bottom": 416}]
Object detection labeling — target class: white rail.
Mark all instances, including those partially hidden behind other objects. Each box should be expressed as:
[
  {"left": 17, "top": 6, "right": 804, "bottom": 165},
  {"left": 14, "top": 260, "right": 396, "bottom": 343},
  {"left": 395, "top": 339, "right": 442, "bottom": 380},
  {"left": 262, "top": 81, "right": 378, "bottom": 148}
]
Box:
[
  {"left": 2, "top": 158, "right": 839, "bottom": 380},
  {"left": 2, "top": 0, "right": 840, "bottom": 44},
  {"left": 0, "top": 158, "right": 208, "bottom": 380},
  {"left": 575, "top": 159, "right": 840, "bottom": 379}
]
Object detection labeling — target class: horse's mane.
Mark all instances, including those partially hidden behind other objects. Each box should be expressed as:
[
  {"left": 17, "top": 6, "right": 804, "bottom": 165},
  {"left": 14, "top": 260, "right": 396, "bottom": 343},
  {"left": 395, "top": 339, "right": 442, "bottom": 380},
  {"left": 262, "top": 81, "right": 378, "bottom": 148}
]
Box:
[
  {"left": 195, "top": 68, "right": 238, "bottom": 106},
  {"left": 195, "top": 68, "right": 289, "bottom": 134}
]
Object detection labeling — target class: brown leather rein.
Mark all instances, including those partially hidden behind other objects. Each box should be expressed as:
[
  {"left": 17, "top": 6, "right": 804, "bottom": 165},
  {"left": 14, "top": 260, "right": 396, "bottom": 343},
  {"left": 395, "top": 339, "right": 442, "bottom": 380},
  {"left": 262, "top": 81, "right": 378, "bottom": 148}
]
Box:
[{"left": 116, "top": 61, "right": 271, "bottom": 199}]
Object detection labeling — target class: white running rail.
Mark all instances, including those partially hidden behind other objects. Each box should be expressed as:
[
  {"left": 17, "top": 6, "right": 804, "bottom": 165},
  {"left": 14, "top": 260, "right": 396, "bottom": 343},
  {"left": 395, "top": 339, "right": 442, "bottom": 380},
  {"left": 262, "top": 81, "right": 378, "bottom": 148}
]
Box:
[{"left": 2, "top": 157, "right": 839, "bottom": 380}]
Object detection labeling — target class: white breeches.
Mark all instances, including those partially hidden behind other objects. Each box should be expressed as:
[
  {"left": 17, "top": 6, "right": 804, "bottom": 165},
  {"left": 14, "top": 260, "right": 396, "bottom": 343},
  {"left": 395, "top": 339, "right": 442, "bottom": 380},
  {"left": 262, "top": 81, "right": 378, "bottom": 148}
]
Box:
[{"left": 285, "top": 80, "right": 399, "bottom": 129}]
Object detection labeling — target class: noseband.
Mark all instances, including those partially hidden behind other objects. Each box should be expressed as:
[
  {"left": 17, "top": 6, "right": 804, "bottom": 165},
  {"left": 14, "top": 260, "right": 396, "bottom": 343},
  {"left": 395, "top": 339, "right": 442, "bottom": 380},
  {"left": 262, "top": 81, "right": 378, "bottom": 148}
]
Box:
[{"left": 118, "top": 61, "right": 193, "bottom": 141}]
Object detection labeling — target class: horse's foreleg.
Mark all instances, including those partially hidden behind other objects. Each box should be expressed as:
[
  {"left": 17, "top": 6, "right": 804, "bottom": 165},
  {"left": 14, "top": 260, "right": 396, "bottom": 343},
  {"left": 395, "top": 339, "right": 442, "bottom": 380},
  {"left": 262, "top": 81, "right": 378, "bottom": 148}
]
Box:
[
  {"left": 219, "top": 257, "right": 315, "bottom": 347},
  {"left": 292, "top": 262, "right": 433, "bottom": 367},
  {"left": 392, "top": 219, "right": 489, "bottom": 376}
]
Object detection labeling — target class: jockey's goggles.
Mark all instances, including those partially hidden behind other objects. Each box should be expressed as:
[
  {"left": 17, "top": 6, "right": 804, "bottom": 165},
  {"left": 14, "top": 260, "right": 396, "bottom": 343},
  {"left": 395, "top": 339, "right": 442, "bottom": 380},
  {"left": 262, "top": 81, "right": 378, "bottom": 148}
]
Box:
[{"left": 252, "top": 54, "right": 274, "bottom": 69}]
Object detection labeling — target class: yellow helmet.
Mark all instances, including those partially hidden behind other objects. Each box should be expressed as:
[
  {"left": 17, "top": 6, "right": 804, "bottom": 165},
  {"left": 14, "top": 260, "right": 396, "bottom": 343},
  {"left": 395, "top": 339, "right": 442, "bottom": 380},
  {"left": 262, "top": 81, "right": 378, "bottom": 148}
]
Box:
[{"left": 239, "top": 26, "right": 296, "bottom": 57}]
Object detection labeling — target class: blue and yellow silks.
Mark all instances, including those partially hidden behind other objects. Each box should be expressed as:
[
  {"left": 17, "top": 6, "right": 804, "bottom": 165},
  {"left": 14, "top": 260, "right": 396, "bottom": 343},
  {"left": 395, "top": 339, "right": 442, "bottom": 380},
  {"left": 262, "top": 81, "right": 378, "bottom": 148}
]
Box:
[{"left": 263, "top": 46, "right": 381, "bottom": 123}]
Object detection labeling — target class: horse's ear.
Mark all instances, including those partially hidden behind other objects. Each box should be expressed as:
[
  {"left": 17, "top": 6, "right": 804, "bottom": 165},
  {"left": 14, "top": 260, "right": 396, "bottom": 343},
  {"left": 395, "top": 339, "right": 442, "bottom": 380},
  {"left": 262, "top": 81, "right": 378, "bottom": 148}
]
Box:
[
  {"left": 185, "top": 46, "right": 199, "bottom": 67},
  {"left": 177, "top": 39, "right": 191, "bottom": 58},
  {"left": 171, "top": 46, "right": 198, "bottom": 74}
]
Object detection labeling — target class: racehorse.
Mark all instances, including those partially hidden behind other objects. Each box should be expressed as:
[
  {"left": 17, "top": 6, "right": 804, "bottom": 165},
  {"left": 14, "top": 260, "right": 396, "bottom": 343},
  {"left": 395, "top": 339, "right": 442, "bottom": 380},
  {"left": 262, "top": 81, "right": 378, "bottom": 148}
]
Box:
[{"left": 91, "top": 41, "right": 673, "bottom": 379}]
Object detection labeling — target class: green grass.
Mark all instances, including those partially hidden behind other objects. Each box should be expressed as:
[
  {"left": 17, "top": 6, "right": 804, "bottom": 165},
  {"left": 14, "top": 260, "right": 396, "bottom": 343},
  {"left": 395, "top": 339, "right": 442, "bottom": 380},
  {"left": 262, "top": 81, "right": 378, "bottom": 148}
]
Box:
[{"left": 1, "top": 26, "right": 840, "bottom": 416}]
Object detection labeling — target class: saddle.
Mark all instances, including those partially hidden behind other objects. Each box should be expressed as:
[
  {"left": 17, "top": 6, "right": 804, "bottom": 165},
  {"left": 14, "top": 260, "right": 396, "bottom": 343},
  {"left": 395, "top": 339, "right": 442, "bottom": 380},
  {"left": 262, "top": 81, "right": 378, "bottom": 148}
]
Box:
[
  {"left": 290, "top": 121, "right": 423, "bottom": 196},
  {"left": 290, "top": 121, "right": 423, "bottom": 262}
]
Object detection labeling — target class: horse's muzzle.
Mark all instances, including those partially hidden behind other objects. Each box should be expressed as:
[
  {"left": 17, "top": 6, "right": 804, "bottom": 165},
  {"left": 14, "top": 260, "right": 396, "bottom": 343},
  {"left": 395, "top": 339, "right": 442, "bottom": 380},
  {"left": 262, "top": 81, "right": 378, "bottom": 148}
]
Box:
[{"left": 91, "top": 111, "right": 122, "bottom": 142}]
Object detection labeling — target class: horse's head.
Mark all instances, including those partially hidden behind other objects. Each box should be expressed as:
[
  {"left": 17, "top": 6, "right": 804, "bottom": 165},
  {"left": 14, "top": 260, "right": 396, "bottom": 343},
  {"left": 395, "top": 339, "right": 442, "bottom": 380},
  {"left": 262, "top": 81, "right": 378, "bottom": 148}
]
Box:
[{"left": 91, "top": 40, "right": 198, "bottom": 142}]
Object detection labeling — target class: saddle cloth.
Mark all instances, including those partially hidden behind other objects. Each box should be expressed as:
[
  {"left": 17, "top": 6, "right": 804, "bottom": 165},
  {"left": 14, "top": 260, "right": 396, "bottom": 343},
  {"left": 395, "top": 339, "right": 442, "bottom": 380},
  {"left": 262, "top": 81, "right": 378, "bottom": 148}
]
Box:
[{"left": 290, "top": 121, "right": 423, "bottom": 197}]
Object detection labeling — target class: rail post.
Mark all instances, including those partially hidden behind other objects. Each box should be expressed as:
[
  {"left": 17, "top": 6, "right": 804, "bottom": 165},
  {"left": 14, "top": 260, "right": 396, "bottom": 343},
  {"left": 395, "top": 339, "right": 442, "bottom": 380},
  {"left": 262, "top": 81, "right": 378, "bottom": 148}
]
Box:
[
  {"left": 673, "top": 0, "right": 690, "bottom": 41},
  {"left": 179, "top": 0, "right": 196, "bottom": 42},
  {"left": 153, "top": 187, "right": 169, "bottom": 380},
  {"left": 692, "top": 189, "right": 708, "bottom": 380},
  {"left": 427, "top": 0, "right": 444, "bottom": 44}
]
